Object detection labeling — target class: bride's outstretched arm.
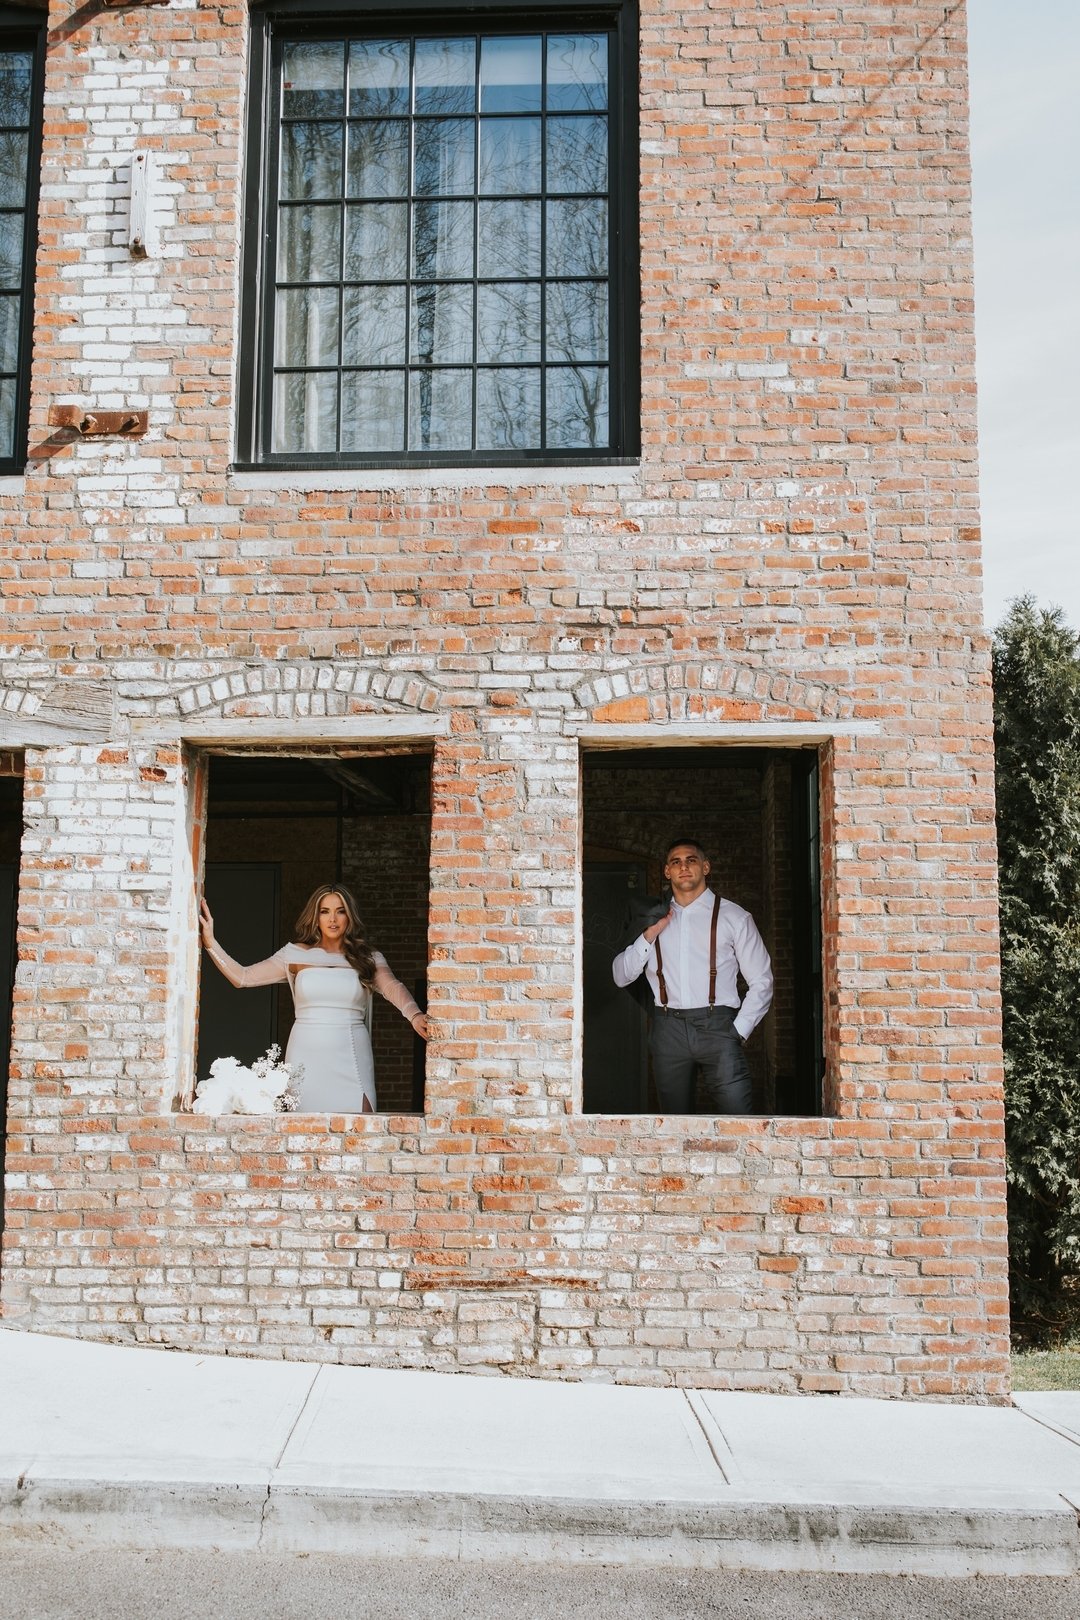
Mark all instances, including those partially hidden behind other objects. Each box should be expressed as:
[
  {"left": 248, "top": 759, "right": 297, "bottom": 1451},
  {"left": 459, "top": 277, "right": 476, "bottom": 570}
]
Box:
[
  {"left": 199, "top": 899, "right": 290, "bottom": 989},
  {"left": 372, "top": 953, "right": 428, "bottom": 1038}
]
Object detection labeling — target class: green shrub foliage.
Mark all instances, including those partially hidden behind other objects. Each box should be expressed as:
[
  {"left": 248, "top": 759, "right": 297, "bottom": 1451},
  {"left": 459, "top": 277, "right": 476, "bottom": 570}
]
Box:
[{"left": 993, "top": 598, "right": 1080, "bottom": 1338}]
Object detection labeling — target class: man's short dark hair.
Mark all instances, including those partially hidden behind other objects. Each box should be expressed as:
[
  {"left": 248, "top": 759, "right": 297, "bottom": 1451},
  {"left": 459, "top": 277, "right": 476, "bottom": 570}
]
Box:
[{"left": 664, "top": 837, "right": 708, "bottom": 863}]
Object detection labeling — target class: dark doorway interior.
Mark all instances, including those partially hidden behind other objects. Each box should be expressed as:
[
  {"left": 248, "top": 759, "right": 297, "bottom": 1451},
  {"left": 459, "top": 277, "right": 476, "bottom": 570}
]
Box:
[
  {"left": 582, "top": 747, "right": 823, "bottom": 1116},
  {"left": 1, "top": 756, "right": 24, "bottom": 1242},
  {"left": 199, "top": 752, "right": 431, "bottom": 1112}
]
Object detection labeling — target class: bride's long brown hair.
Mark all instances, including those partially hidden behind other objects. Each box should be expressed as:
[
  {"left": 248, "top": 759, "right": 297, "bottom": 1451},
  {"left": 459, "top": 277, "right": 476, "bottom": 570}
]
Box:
[{"left": 292, "top": 884, "right": 377, "bottom": 987}]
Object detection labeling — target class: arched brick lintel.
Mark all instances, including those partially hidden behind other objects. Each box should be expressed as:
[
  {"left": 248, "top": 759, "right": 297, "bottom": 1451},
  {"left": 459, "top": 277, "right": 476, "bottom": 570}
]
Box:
[
  {"left": 172, "top": 663, "right": 443, "bottom": 721},
  {"left": 573, "top": 663, "right": 855, "bottom": 725}
]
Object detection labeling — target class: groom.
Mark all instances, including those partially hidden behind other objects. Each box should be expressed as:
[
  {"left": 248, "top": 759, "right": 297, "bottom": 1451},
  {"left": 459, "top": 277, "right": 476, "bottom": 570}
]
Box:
[{"left": 611, "top": 838, "right": 773, "bottom": 1114}]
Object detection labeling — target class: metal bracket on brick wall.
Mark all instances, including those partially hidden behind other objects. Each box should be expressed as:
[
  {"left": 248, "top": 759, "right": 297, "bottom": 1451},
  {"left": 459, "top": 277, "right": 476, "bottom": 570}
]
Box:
[
  {"left": 103, "top": 0, "right": 170, "bottom": 8},
  {"left": 48, "top": 406, "right": 148, "bottom": 438},
  {"left": 128, "top": 151, "right": 158, "bottom": 258}
]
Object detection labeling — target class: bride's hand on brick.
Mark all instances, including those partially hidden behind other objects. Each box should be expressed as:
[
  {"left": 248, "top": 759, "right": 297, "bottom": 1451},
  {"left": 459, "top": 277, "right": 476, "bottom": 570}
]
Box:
[
  {"left": 199, "top": 898, "right": 216, "bottom": 949},
  {"left": 412, "top": 1013, "right": 429, "bottom": 1040}
]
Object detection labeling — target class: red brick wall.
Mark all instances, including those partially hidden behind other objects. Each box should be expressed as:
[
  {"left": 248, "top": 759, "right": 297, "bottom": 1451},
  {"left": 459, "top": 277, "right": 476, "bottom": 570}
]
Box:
[{"left": 0, "top": 3, "right": 1008, "bottom": 1397}]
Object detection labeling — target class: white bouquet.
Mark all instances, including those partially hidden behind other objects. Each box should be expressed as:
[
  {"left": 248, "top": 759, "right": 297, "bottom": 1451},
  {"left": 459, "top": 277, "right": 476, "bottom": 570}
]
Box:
[{"left": 192, "top": 1045, "right": 303, "bottom": 1114}]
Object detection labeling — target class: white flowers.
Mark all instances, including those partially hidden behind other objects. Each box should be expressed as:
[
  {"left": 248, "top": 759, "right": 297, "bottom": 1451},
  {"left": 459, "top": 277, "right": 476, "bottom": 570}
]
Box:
[{"left": 192, "top": 1046, "right": 303, "bottom": 1115}]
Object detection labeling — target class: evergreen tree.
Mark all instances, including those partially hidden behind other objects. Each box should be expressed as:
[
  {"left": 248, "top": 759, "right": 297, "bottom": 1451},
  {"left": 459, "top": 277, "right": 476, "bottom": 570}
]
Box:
[{"left": 993, "top": 597, "right": 1080, "bottom": 1337}]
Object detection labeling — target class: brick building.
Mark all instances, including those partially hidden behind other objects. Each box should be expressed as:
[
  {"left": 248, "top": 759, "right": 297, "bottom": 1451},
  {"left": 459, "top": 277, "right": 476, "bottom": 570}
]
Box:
[{"left": 0, "top": 0, "right": 1009, "bottom": 1397}]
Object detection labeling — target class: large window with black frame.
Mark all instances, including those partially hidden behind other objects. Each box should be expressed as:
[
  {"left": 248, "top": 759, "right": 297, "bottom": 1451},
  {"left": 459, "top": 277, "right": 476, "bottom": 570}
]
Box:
[
  {"left": 0, "top": 13, "right": 45, "bottom": 473},
  {"left": 582, "top": 747, "right": 824, "bottom": 1116},
  {"left": 237, "top": 5, "right": 639, "bottom": 467},
  {"left": 196, "top": 751, "right": 432, "bottom": 1113}
]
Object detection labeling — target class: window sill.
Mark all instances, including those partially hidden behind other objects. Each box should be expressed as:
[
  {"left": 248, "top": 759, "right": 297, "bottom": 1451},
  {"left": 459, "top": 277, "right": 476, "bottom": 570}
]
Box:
[
  {"left": 228, "top": 463, "right": 641, "bottom": 496},
  {"left": 0, "top": 475, "right": 27, "bottom": 496}
]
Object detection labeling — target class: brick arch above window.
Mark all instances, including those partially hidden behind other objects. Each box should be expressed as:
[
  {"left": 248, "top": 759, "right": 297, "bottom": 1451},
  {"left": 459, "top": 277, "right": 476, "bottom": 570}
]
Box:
[
  {"left": 572, "top": 663, "right": 855, "bottom": 725},
  {"left": 171, "top": 663, "right": 442, "bottom": 721}
]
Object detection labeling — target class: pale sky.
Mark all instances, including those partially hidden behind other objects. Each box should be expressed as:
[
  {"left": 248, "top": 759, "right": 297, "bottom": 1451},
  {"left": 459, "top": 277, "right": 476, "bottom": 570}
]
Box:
[{"left": 968, "top": 0, "right": 1080, "bottom": 631}]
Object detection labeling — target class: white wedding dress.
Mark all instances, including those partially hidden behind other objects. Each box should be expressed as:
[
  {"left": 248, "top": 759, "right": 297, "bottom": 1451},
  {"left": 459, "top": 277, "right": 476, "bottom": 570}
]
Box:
[{"left": 205, "top": 941, "right": 421, "bottom": 1113}]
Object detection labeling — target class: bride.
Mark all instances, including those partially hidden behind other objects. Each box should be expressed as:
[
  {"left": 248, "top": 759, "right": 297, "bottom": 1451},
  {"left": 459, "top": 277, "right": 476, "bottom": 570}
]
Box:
[{"left": 199, "top": 883, "right": 428, "bottom": 1114}]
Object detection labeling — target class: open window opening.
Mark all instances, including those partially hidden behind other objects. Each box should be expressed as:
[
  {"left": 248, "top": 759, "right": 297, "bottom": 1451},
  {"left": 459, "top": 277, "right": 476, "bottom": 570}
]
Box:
[
  {"left": 197, "top": 749, "right": 432, "bottom": 1113},
  {"left": 1, "top": 751, "right": 24, "bottom": 1239},
  {"left": 582, "top": 746, "right": 823, "bottom": 1116}
]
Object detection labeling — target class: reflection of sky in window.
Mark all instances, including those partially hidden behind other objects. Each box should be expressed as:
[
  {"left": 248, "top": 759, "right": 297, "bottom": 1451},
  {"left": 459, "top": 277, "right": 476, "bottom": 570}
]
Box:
[
  {"left": 480, "top": 37, "right": 541, "bottom": 113},
  {"left": 349, "top": 40, "right": 410, "bottom": 115},
  {"left": 547, "top": 35, "right": 607, "bottom": 111},
  {"left": 414, "top": 39, "right": 475, "bottom": 116}
]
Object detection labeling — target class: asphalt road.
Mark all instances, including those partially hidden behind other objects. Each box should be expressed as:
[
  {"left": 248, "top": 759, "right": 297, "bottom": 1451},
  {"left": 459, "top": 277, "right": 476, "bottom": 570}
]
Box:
[{"left": 1, "top": 1549, "right": 1079, "bottom": 1620}]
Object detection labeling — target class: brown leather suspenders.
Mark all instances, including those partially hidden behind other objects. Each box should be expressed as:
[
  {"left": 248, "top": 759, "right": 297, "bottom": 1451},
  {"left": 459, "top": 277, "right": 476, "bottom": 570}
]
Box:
[{"left": 653, "top": 892, "right": 720, "bottom": 1008}]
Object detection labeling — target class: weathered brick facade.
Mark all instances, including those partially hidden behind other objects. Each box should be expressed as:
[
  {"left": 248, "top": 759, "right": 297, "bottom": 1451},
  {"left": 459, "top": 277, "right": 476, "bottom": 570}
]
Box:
[{"left": 0, "top": 1, "right": 1009, "bottom": 1397}]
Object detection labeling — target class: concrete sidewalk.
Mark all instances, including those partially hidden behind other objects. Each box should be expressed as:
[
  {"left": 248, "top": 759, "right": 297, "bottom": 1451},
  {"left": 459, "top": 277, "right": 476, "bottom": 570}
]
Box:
[{"left": 2, "top": 1328, "right": 1079, "bottom": 1577}]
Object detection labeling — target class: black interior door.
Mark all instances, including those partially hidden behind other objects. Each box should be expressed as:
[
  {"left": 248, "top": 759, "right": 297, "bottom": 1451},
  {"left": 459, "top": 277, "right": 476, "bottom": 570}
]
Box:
[
  {"left": 197, "top": 863, "right": 281, "bottom": 1081},
  {"left": 583, "top": 860, "right": 650, "bottom": 1113}
]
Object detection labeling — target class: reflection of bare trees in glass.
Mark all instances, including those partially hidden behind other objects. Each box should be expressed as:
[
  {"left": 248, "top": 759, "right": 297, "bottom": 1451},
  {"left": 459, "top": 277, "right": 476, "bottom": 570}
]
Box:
[
  {"left": 349, "top": 40, "right": 410, "bottom": 116},
  {"left": 282, "top": 42, "right": 346, "bottom": 117}
]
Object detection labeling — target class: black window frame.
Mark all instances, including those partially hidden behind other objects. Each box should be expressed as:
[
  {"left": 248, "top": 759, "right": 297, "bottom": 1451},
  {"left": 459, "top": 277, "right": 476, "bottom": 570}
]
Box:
[
  {"left": 0, "top": 8, "right": 45, "bottom": 477},
  {"left": 237, "top": 0, "right": 639, "bottom": 470}
]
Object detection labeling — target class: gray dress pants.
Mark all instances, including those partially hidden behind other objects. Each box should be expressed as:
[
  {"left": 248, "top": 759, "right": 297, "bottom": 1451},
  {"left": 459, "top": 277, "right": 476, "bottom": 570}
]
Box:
[{"left": 649, "top": 1004, "right": 753, "bottom": 1114}]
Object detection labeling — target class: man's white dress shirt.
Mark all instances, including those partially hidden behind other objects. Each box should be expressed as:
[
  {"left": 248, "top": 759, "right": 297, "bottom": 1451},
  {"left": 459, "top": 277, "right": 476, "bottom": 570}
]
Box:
[{"left": 611, "top": 889, "right": 774, "bottom": 1041}]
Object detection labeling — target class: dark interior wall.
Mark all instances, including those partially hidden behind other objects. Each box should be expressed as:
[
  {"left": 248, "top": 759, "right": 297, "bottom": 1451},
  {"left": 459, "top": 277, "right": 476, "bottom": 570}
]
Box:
[
  {"left": 0, "top": 755, "right": 23, "bottom": 863},
  {"left": 340, "top": 812, "right": 431, "bottom": 1113},
  {"left": 761, "top": 756, "right": 795, "bottom": 1113},
  {"left": 582, "top": 749, "right": 803, "bottom": 1112},
  {"left": 204, "top": 813, "right": 338, "bottom": 1055},
  {"left": 1, "top": 755, "right": 24, "bottom": 1240}
]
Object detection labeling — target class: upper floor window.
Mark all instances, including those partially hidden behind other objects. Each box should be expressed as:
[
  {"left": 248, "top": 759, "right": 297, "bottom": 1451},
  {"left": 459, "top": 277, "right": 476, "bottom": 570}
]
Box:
[
  {"left": 0, "top": 14, "right": 44, "bottom": 474},
  {"left": 238, "top": 5, "right": 638, "bottom": 469}
]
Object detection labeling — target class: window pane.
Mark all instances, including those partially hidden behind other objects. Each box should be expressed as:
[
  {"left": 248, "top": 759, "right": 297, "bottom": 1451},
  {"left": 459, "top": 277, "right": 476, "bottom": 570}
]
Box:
[
  {"left": 545, "top": 198, "right": 607, "bottom": 277},
  {"left": 343, "top": 284, "right": 407, "bottom": 365},
  {"left": 0, "top": 211, "right": 24, "bottom": 288},
  {"left": 0, "top": 374, "right": 14, "bottom": 459},
  {"left": 275, "top": 286, "right": 340, "bottom": 367},
  {"left": 347, "top": 120, "right": 408, "bottom": 198},
  {"left": 409, "top": 368, "right": 472, "bottom": 450},
  {"left": 478, "top": 199, "right": 540, "bottom": 278},
  {"left": 546, "top": 365, "right": 608, "bottom": 449},
  {"left": 546, "top": 35, "right": 607, "bottom": 111},
  {"left": 546, "top": 116, "right": 606, "bottom": 195},
  {"left": 0, "top": 292, "right": 18, "bottom": 371},
  {"left": 414, "top": 118, "right": 474, "bottom": 197},
  {"left": 477, "top": 367, "right": 540, "bottom": 449},
  {"left": 272, "top": 370, "right": 338, "bottom": 453},
  {"left": 546, "top": 280, "right": 607, "bottom": 363},
  {"left": 479, "top": 36, "right": 541, "bottom": 114},
  {"left": 479, "top": 117, "right": 540, "bottom": 195},
  {"left": 349, "top": 40, "right": 410, "bottom": 116},
  {"left": 277, "top": 204, "right": 341, "bottom": 283},
  {"left": 341, "top": 369, "right": 405, "bottom": 451},
  {"left": 411, "top": 283, "right": 474, "bottom": 365},
  {"left": 282, "top": 42, "right": 345, "bottom": 118},
  {"left": 345, "top": 202, "right": 407, "bottom": 280},
  {"left": 414, "top": 38, "right": 475, "bottom": 116},
  {"left": 412, "top": 201, "right": 473, "bottom": 280},
  {"left": 477, "top": 281, "right": 540, "bottom": 363},
  {"left": 0, "top": 131, "right": 27, "bottom": 207},
  {"left": 280, "top": 122, "right": 343, "bottom": 201},
  {"left": 0, "top": 52, "right": 32, "bottom": 128}
]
